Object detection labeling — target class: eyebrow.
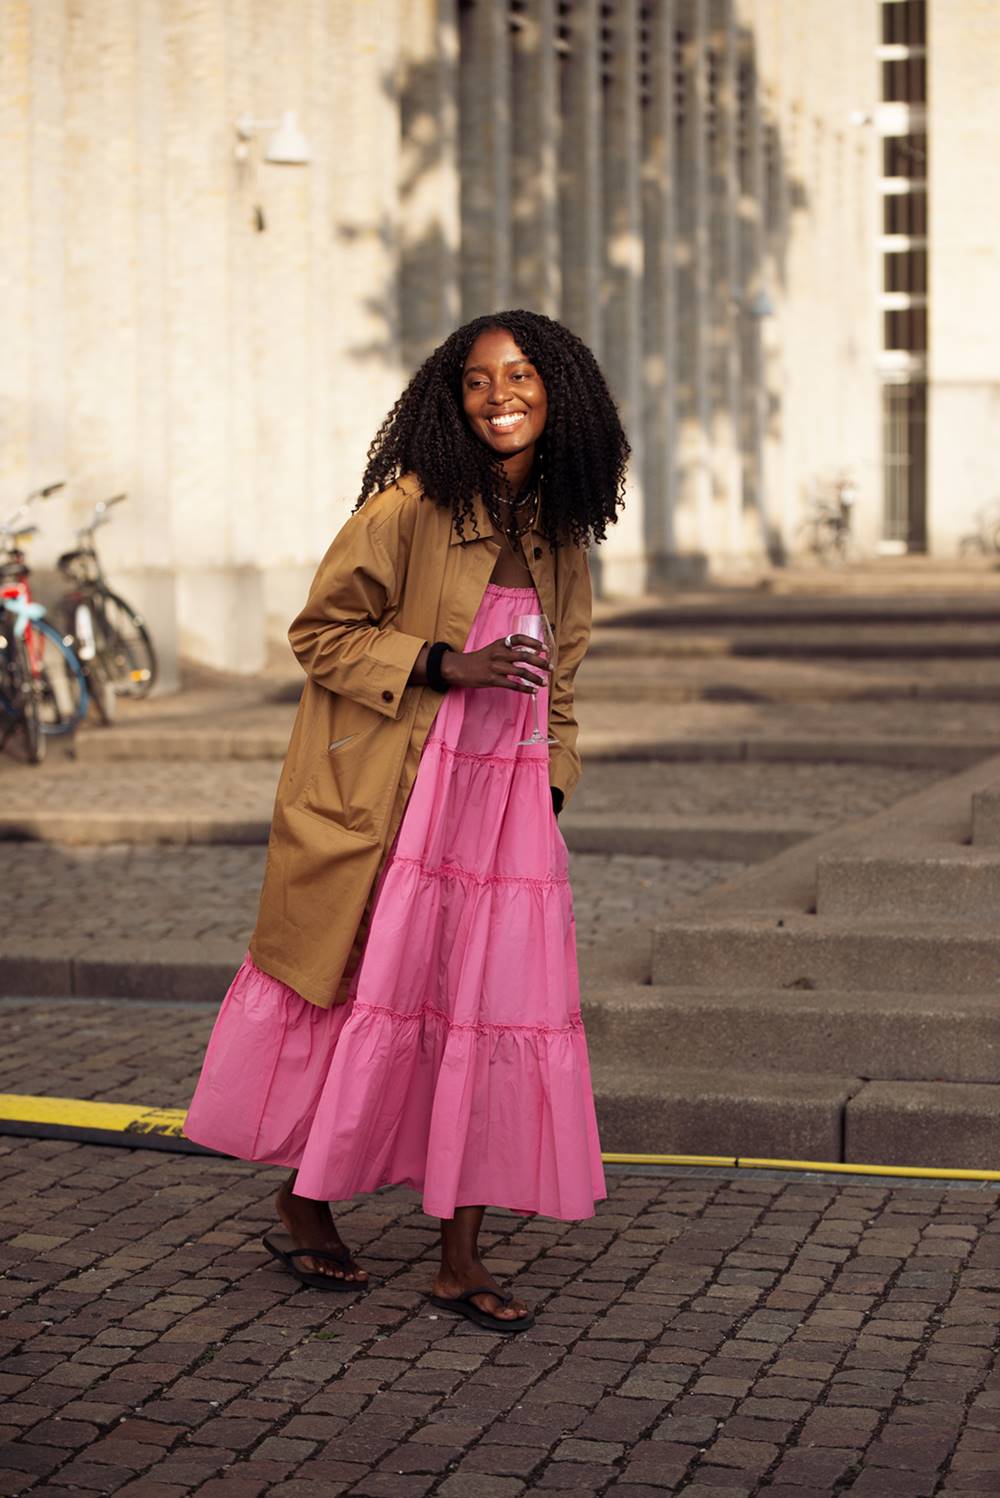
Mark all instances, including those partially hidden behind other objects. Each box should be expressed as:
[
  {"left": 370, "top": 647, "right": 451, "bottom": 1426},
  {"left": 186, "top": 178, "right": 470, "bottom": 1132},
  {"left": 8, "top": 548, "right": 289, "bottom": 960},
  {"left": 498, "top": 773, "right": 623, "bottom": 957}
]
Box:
[{"left": 463, "top": 358, "right": 534, "bottom": 375}]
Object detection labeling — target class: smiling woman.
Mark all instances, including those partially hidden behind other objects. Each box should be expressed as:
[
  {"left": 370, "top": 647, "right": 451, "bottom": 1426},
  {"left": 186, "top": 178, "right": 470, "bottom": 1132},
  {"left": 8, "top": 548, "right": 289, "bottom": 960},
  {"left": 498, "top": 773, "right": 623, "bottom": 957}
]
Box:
[{"left": 184, "top": 309, "right": 631, "bottom": 1335}]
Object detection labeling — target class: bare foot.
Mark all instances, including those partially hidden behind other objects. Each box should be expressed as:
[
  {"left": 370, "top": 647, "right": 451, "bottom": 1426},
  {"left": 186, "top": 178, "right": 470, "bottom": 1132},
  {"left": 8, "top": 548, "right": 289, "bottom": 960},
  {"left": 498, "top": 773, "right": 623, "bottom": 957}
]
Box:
[
  {"left": 432, "top": 1256, "right": 529, "bottom": 1322},
  {"left": 275, "top": 1180, "right": 368, "bottom": 1284}
]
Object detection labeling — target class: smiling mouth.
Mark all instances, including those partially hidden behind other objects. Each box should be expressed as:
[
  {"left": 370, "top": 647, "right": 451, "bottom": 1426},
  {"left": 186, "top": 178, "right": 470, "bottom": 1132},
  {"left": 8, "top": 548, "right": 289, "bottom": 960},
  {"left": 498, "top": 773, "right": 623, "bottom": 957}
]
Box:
[{"left": 486, "top": 412, "right": 527, "bottom": 432}]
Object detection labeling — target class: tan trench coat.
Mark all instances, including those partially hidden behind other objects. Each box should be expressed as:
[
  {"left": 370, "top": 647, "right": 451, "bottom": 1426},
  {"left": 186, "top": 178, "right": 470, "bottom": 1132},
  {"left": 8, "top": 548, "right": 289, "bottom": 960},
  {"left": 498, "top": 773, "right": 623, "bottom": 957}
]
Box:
[{"left": 249, "top": 472, "right": 593, "bottom": 1009}]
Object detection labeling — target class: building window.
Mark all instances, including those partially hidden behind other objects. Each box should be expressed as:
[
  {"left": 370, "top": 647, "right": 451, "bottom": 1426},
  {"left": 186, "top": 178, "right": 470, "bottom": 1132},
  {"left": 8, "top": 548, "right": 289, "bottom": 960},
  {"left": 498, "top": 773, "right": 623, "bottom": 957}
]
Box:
[
  {"left": 882, "top": 0, "right": 926, "bottom": 46},
  {"left": 883, "top": 247, "right": 927, "bottom": 294},
  {"left": 882, "top": 54, "right": 927, "bottom": 103},
  {"left": 883, "top": 190, "right": 927, "bottom": 237},
  {"left": 673, "top": 28, "right": 686, "bottom": 139},
  {"left": 884, "top": 306, "right": 927, "bottom": 353},
  {"left": 883, "top": 132, "right": 927, "bottom": 178},
  {"left": 882, "top": 382, "right": 928, "bottom": 550}
]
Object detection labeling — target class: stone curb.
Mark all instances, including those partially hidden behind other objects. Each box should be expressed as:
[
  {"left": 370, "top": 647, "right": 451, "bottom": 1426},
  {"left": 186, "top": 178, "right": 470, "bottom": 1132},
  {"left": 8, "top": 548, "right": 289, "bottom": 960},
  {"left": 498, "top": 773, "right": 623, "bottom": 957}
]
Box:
[
  {"left": 0, "top": 809, "right": 811, "bottom": 862},
  {"left": 0, "top": 940, "right": 241, "bottom": 1003},
  {"left": 70, "top": 729, "right": 1000, "bottom": 767}
]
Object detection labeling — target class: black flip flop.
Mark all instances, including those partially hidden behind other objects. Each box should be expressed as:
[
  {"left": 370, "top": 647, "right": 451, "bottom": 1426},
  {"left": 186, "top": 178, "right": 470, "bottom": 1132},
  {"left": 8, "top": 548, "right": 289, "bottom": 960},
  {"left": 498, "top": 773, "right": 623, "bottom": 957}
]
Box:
[
  {"left": 263, "top": 1232, "right": 369, "bottom": 1293},
  {"left": 429, "top": 1285, "right": 534, "bottom": 1335}
]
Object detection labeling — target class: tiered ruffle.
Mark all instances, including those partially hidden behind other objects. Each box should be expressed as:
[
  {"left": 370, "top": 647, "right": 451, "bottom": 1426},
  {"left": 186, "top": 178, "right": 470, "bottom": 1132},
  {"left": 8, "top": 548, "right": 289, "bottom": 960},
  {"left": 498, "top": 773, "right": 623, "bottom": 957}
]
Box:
[{"left": 185, "top": 583, "right": 606, "bottom": 1220}]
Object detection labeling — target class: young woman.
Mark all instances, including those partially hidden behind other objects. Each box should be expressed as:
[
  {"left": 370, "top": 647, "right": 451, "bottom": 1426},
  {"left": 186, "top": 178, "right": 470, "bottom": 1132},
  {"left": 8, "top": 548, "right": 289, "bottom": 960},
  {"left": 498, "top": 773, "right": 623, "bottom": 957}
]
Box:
[{"left": 185, "top": 310, "right": 630, "bottom": 1333}]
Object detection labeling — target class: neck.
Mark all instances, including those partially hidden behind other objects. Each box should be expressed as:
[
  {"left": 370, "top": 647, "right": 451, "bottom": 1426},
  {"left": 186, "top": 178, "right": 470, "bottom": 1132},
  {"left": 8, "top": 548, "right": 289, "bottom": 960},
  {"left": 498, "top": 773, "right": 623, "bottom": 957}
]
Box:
[{"left": 499, "top": 449, "right": 536, "bottom": 496}]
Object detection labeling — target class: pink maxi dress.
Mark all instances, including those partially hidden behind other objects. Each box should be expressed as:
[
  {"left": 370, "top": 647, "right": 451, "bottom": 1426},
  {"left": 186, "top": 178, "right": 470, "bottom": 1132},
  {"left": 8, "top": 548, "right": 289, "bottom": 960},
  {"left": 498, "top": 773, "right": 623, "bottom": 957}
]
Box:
[{"left": 184, "top": 582, "right": 607, "bottom": 1221}]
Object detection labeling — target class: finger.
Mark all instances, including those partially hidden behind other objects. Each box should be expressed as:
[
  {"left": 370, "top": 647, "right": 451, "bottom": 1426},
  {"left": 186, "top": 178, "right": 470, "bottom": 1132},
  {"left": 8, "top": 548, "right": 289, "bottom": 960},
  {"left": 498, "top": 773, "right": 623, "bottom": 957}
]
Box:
[
  {"left": 500, "top": 648, "right": 552, "bottom": 675},
  {"left": 495, "top": 672, "right": 541, "bottom": 694}
]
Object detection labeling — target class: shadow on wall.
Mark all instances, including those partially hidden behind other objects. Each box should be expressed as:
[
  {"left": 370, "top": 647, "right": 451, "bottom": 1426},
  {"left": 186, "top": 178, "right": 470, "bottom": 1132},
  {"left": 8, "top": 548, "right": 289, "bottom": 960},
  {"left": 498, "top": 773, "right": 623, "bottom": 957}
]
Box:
[{"left": 337, "top": 0, "right": 806, "bottom": 578}]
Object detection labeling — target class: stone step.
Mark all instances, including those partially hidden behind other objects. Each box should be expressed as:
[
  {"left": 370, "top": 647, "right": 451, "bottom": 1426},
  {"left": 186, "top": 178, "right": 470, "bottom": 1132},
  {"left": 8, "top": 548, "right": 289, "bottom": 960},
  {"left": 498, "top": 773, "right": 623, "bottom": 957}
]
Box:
[
  {"left": 591, "top": 1061, "right": 1000, "bottom": 1171},
  {"left": 972, "top": 786, "right": 1000, "bottom": 846},
  {"left": 816, "top": 845, "right": 1000, "bottom": 921},
  {"left": 590, "top": 1059, "right": 857, "bottom": 1160},
  {"left": 588, "top": 624, "right": 1000, "bottom": 661},
  {"left": 845, "top": 1081, "right": 1000, "bottom": 1171},
  {"left": 651, "top": 914, "right": 1000, "bottom": 993},
  {"left": 581, "top": 983, "right": 1000, "bottom": 1084},
  {"left": 0, "top": 806, "right": 809, "bottom": 862},
  {"left": 70, "top": 727, "right": 1000, "bottom": 769}
]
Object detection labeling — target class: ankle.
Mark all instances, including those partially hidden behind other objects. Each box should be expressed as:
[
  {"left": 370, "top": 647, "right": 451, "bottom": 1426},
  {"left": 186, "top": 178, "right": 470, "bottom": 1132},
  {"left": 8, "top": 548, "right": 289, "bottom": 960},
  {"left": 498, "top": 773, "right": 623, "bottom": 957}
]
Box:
[{"left": 440, "top": 1249, "right": 483, "bottom": 1280}]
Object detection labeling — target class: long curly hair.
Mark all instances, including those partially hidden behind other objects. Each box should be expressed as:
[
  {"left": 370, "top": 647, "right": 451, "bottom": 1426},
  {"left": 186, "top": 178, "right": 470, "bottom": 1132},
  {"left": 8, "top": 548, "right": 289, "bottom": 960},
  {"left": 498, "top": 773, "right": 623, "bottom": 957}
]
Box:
[{"left": 356, "top": 310, "right": 630, "bottom": 549}]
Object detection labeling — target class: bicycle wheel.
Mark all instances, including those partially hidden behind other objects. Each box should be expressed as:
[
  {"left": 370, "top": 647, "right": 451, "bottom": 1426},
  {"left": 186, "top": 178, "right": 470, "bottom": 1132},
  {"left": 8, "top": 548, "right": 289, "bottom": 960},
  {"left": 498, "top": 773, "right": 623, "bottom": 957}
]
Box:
[
  {"left": 93, "top": 589, "right": 157, "bottom": 696},
  {"left": 13, "top": 634, "right": 44, "bottom": 763},
  {"left": 34, "top": 619, "right": 89, "bottom": 736}
]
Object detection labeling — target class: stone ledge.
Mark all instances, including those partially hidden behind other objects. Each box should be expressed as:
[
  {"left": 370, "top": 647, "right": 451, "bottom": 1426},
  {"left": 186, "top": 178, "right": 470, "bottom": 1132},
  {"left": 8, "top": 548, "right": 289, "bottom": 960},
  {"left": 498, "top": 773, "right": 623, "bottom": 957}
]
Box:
[
  {"left": 972, "top": 785, "right": 1000, "bottom": 847},
  {"left": 846, "top": 1081, "right": 1000, "bottom": 1171},
  {"left": 0, "top": 942, "right": 241, "bottom": 1003},
  {"left": 591, "top": 1061, "right": 858, "bottom": 1160},
  {"left": 581, "top": 983, "right": 1000, "bottom": 1084},
  {"left": 653, "top": 915, "right": 1000, "bottom": 993},
  {"left": 816, "top": 844, "right": 1000, "bottom": 921}
]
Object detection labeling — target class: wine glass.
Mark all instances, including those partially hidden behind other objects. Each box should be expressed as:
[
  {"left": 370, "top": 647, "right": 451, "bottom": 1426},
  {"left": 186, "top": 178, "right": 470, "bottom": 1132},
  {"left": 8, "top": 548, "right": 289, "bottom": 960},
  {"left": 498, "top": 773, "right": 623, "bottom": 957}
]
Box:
[{"left": 514, "top": 613, "right": 557, "bottom": 746}]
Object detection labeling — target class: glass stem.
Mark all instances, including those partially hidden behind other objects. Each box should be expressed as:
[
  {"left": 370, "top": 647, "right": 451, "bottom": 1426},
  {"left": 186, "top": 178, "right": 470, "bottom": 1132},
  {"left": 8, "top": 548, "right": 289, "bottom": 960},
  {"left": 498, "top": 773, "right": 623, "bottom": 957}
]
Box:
[{"left": 531, "top": 688, "right": 540, "bottom": 741}]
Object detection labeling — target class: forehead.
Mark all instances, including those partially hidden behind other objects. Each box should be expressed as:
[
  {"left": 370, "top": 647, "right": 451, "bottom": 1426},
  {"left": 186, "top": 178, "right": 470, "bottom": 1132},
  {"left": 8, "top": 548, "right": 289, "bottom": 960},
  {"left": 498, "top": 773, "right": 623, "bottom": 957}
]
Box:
[{"left": 463, "top": 326, "right": 533, "bottom": 369}]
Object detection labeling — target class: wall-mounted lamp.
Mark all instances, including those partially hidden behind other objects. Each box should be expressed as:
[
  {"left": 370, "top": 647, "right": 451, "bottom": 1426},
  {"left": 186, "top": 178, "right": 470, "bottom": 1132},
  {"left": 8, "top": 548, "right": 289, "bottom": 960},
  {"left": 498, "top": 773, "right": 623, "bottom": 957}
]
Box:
[{"left": 234, "top": 110, "right": 311, "bottom": 166}]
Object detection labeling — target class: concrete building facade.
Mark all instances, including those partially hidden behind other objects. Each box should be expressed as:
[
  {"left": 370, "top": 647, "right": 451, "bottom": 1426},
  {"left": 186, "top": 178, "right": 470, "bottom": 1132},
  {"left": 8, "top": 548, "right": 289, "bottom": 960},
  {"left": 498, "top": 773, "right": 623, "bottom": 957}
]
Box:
[{"left": 1, "top": 0, "right": 996, "bottom": 680}]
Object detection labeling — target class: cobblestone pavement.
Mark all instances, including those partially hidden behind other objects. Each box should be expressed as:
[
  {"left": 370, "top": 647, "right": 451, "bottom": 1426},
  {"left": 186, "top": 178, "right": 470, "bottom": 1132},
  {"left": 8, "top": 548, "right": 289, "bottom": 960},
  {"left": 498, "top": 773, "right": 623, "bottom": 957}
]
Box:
[
  {"left": 0, "top": 757, "right": 938, "bottom": 832},
  {"left": 0, "top": 845, "right": 744, "bottom": 956},
  {"left": 2, "top": 1135, "right": 1000, "bottom": 1498}
]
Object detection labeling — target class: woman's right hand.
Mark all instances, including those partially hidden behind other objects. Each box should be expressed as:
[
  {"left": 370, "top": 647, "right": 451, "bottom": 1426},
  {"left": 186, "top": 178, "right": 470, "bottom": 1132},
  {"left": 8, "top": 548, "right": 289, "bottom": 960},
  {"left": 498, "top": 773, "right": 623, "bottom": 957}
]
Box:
[{"left": 442, "top": 634, "right": 552, "bottom": 694}]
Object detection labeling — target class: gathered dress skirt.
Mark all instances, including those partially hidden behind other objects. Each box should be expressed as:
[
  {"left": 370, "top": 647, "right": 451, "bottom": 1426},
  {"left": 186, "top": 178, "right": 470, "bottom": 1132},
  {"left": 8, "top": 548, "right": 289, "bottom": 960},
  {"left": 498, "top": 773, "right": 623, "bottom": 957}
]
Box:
[{"left": 184, "top": 582, "right": 607, "bottom": 1221}]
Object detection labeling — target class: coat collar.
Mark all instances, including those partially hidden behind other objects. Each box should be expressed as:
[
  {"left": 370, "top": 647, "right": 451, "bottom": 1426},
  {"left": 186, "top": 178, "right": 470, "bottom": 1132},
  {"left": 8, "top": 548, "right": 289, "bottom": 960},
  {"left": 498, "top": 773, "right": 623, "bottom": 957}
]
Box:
[{"left": 448, "top": 489, "right": 546, "bottom": 548}]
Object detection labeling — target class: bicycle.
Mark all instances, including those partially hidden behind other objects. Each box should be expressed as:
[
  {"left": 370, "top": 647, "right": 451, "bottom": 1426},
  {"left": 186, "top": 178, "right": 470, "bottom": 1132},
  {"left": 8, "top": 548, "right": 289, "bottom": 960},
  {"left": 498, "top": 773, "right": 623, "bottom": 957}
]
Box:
[
  {"left": 958, "top": 500, "right": 1000, "bottom": 558},
  {"left": 794, "top": 472, "right": 860, "bottom": 563},
  {"left": 0, "top": 496, "right": 90, "bottom": 753},
  {"left": 57, "top": 494, "right": 157, "bottom": 723},
  {"left": 0, "top": 593, "right": 46, "bottom": 763}
]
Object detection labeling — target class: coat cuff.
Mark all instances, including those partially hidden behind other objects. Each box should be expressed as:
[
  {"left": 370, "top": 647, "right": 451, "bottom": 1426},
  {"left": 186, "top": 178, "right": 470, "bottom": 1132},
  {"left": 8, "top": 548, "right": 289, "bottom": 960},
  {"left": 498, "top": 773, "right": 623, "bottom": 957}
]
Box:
[
  {"left": 364, "top": 628, "right": 428, "bottom": 719},
  {"left": 547, "top": 740, "right": 581, "bottom": 807}
]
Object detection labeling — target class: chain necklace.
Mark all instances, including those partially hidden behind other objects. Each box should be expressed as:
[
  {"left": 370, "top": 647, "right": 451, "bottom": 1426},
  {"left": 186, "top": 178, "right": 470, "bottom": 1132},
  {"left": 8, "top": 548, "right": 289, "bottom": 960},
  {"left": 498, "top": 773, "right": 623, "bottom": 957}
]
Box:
[{"left": 487, "top": 482, "right": 540, "bottom": 561}]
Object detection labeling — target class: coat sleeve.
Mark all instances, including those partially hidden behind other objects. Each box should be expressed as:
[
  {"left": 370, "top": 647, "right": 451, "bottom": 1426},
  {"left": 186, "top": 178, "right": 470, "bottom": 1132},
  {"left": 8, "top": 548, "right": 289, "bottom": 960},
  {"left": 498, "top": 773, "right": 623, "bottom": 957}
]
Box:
[
  {"left": 548, "top": 544, "right": 592, "bottom": 805},
  {"left": 287, "top": 489, "right": 427, "bottom": 721}
]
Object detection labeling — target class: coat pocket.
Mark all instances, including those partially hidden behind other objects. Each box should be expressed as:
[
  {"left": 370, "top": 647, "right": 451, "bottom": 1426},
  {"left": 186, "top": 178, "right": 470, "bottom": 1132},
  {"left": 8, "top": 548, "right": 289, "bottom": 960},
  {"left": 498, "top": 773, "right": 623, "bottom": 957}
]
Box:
[{"left": 293, "top": 714, "right": 390, "bottom": 842}]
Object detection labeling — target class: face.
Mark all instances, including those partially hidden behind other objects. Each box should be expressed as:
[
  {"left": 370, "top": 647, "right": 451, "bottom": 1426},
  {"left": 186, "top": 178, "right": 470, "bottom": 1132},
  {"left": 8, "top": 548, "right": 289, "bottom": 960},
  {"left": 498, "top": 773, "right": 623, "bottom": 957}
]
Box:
[{"left": 461, "top": 327, "right": 548, "bottom": 473}]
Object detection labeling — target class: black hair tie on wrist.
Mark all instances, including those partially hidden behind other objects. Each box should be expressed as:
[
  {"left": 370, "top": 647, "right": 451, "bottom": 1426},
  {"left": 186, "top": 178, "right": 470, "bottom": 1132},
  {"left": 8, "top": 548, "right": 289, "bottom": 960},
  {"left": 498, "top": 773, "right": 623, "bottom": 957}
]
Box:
[{"left": 426, "top": 641, "right": 454, "bottom": 693}]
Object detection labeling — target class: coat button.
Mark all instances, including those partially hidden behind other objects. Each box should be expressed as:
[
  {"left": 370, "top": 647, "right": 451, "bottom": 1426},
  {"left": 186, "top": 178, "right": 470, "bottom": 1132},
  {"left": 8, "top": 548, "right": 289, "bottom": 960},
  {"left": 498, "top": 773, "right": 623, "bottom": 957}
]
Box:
[
  {"left": 382, "top": 689, "right": 393, "bottom": 702},
  {"left": 533, "top": 546, "right": 542, "bottom": 559}
]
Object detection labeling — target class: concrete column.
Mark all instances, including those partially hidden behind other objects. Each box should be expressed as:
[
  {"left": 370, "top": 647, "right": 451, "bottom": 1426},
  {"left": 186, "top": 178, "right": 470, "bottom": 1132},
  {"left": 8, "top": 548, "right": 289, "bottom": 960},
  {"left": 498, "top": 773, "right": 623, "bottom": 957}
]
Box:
[
  {"left": 459, "top": 0, "right": 511, "bottom": 316},
  {"left": 511, "top": 0, "right": 560, "bottom": 314},
  {"left": 673, "top": 0, "right": 712, "bottom": 568},
  {"left": 597, "top": 0, "right": 646, "bottom": 596},
  {"left": 738, "top": 2, "right": 772, "bottom": 560},
  {"left": 399, "top": 0, "right": 461, "bottom": 371},
  {"left": 248, "top": 0, "right": 312, "bottom": 586},
  {"left": 28, "top": 0, "right": 67, "bottom": 487},
  {"left": 927, "top": 0, "right": 1000, "bottom": 554},
  {"left": 558, "top": 0, "right": 602, "bottom": 355},
  {"left": 163, "top": 0, "right": 258, "bottom": 673},
  {"left": 325, "top": 0, "right": 405, "bottom": 486},
  {"left": 641, "top": 0, "right": 677, "bottom": 570},
  {"left": 711, "top": 0, "right": 744, "bottom": 559}
]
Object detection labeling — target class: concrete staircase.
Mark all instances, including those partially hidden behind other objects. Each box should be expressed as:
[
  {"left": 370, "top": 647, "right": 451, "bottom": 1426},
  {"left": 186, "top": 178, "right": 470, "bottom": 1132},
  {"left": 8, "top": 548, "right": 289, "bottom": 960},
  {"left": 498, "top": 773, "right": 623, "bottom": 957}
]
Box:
[{"left": 587, "top": 754, "right": 1000, "bottom": 1169}]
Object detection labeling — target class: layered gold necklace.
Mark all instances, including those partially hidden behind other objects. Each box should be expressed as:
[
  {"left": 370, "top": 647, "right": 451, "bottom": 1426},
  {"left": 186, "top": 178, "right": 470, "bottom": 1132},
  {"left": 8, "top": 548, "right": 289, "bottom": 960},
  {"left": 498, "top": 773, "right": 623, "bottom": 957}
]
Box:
[{"left": 488, "top": 481, "right": 540, "bottom": 559}]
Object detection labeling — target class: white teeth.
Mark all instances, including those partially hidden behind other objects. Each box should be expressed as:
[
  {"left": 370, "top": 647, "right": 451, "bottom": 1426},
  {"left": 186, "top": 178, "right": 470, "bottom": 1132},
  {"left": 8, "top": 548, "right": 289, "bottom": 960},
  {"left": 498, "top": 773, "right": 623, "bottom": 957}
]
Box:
[{"left": 488, "top": 413, "right": 525, "bottom": 429}]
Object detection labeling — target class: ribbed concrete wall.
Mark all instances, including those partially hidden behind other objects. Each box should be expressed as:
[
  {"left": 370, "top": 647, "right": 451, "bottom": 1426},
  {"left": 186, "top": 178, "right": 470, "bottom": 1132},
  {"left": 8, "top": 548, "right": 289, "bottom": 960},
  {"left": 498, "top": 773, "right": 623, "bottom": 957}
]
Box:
[
  {"left": 0, "top": 0, "right": 918, "bottom": 679},
  {"left": 927, "top": 0, "right": 1000, "bottom": 554}
]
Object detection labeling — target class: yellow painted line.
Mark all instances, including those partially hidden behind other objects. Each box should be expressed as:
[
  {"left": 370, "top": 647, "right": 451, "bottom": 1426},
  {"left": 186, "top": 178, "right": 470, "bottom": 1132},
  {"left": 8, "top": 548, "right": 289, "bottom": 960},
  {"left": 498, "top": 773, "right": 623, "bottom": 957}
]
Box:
[
  {"left": 739, "top": 1156, "right": 1000, "bottom": 1183},
  {"left": 602, "top": 1151, "right": 738, "bottom": 1168},
  {"left": 1, "top": 1096, "right": 999, "bottom": 1182},
  {"left": 0, "top": 1093, "right": 188, "bottom": 1139}
]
